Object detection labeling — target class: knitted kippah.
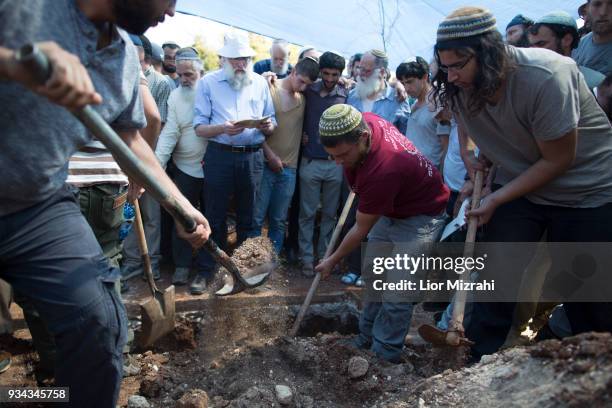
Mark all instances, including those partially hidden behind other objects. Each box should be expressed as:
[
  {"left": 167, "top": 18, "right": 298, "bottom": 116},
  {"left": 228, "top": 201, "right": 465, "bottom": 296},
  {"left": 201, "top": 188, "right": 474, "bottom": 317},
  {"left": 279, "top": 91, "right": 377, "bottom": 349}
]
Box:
[
  {"left": 538, "top": 11, "right": 577, "bottom": 30},
  {"left": 437, "top": 7, "right": 497, "bottom": 42},
  {"left": 506, "top": 14, "right": 534, "bottom": 30},
  {"left": 319, "top": 104, "right": 362, "bottom": 137},
  {"left": 369, "top": 49, "right": 387, "bottom": 59}
]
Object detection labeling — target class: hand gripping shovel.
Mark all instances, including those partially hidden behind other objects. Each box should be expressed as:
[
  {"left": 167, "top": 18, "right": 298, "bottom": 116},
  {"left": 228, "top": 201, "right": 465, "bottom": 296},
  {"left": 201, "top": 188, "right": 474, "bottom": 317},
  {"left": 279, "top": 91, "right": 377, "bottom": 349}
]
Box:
[
  {"left": 290, "top": 191, "right": 356, "bottom": 336},
  {"left": 418, "top": 170, "right": 483, "bottom": 347},
  {"left": 132, "top": 199, "right": 176, "bottom": 348}
]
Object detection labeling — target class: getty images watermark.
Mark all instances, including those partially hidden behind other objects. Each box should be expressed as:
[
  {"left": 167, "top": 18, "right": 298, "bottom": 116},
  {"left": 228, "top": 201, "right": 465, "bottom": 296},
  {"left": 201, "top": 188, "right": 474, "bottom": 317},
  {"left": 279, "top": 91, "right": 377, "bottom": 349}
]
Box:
[
  {"left": 370, "top": 252, "right": 494, "bottom": 292},
  {"left": 360, "top": 242, "right": 612, "bottom": 303}
]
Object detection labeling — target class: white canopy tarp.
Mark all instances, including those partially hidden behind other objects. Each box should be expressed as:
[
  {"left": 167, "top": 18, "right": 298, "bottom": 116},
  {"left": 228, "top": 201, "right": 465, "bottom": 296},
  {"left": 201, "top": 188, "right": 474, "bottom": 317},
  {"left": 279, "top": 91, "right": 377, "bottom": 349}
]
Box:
[{"left": 177, "top": 0, "right": 584, "bottom": 69}]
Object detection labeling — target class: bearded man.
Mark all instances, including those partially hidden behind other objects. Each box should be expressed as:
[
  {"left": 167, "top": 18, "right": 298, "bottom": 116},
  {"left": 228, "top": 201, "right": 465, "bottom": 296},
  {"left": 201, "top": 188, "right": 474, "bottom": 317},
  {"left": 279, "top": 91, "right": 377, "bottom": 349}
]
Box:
[
  {"left": 193, "top": 31, "right": 276, "bottom": 294},
  {"left": 254, "top": 38, "right": 293, "bottom": 79},
  {"left": 347, "top": 49, "right": 410, "bottom": 133}
]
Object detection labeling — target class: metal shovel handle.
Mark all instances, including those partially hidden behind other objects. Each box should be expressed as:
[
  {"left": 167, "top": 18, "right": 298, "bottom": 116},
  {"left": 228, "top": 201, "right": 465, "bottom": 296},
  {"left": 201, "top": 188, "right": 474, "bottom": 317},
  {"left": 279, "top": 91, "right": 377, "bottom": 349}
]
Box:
[{"left": 16, "top": 44, "right": 197, "bottom": 233}]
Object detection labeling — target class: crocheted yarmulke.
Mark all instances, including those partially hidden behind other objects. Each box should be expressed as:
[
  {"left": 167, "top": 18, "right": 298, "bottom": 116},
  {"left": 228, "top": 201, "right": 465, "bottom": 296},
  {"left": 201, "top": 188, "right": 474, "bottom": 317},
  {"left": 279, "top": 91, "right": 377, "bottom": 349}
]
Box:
[
  {"left": 538, "top": 11, "right": 577, "bottom": 30},
  {"left": 506, "top": 14, "right": 534, "bottom": 30},
  {"left": 437, "top": 7, "right": 497, "bottom": 42},
  {"left": 319, "top": 104, "right": 362, "bottom": 138}
]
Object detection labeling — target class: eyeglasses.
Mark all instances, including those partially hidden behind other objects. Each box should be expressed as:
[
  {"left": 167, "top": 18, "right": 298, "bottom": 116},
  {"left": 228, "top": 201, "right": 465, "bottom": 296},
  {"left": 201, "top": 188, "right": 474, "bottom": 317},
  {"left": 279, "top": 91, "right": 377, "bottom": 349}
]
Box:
[{"left": 439, "top": 55, "right": 473, "bottom": 74}]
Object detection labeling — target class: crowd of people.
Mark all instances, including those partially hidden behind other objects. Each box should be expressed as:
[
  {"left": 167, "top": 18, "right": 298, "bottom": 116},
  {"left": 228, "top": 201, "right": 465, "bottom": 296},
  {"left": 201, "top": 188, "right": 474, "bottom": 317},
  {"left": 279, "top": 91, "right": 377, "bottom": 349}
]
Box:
[{"left": 1, "top": 0, "right": 611, "bottom": 406}]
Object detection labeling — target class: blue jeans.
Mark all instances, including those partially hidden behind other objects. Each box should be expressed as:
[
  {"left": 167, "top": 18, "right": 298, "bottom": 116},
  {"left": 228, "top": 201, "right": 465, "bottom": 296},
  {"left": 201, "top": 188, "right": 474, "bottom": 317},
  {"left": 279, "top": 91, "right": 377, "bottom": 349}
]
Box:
[
  {"left": 0, "top": 185, "right": 127, "bottom": 407},
  {"left": 358, "top": 213, "right": 447, "bottom": 362},
  {"left": 253, "top": 166, "right": 297, "bottom": 254},
  {"left": 197, "top": 143, "right": 264, "bottom": 277}
]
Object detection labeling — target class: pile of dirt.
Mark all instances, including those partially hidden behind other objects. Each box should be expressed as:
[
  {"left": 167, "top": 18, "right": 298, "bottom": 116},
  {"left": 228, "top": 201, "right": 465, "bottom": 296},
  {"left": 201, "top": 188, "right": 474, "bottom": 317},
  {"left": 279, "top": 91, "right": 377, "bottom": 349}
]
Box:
[
  {"left": 376, "top": 332, "right": 612, "bottom": 408},
  {"left": 229, "top": 236, "right": 277, "bottom": 278}
]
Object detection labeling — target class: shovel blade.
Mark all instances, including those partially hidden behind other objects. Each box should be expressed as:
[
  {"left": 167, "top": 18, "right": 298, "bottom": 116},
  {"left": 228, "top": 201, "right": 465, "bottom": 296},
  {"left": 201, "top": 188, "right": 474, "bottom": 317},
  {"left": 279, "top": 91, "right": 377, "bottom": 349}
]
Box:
[
  {"left": 137, "top": 285, "right": 176, "bottom": 348},
  {"left": 215, "top": 262, "right": 274, "bottom": 296}
]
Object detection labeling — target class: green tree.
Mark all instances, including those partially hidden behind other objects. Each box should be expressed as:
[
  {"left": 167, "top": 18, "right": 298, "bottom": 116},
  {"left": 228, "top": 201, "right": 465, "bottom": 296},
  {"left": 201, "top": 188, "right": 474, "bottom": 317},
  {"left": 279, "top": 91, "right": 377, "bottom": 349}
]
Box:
[{"left": 192, "top": 35, "right": 219, "bottom": 72}]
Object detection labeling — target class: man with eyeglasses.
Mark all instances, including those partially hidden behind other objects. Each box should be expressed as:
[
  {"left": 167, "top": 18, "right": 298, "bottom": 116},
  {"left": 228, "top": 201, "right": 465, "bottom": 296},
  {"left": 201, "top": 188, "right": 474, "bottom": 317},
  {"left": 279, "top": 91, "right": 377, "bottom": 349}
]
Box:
[
  {"left": 193, "top": 31, "right": 276, "bottom": 294},
  {"left": 433, "top": 7, "right": 612, "bottom": 361}
]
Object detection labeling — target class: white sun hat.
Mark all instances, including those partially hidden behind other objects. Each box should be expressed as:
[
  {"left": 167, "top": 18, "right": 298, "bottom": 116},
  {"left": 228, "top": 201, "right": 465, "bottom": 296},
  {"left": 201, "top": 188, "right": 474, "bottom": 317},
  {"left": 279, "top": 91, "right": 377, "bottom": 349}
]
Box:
[{"left": 218, "top": 30, "right": 256, "bottom": 58}]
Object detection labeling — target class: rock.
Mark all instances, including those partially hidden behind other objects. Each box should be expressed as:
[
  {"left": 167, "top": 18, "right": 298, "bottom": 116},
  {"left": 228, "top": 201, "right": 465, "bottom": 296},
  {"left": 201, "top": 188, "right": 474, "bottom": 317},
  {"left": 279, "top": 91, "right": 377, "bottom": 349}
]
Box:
[
  {"left": 210, "top": 360, "right": 220, "bottom": 369},
  {"left": 275, "top": 385, "right": 293, "bottom": 405},
  {"left": 127, "top": 395, "right": 150, "bottom": 408},
  {"left": 140, "top": 373, "right": 163, "bottom": 398},
  {"left": 175, "top": 388, "right": 209, "bottom": 408},
  {"left": 479, "top": 354, "right": 496, "bottom": 364},
  {"left": 123, "top": 363, "right": 141, "bottom": 377},
  {"left": 348, "top": 356, "right": 369, "bottom": 379}
]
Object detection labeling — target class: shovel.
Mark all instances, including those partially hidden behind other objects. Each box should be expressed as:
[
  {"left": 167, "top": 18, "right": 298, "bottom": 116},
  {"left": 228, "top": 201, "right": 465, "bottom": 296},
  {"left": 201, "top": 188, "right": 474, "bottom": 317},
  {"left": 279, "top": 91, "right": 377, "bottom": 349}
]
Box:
[
  {"left": 132, "top": 199, "right": 176, "bottom": 348},
  {"left": 290, "top": 191, "right": 356, "bottom": 336},
  {"left": 16, "top": 44, "right": 271, "bottom": 296},
  {"left": 418, "top": 170, "right": 483, "bottom": 347}
]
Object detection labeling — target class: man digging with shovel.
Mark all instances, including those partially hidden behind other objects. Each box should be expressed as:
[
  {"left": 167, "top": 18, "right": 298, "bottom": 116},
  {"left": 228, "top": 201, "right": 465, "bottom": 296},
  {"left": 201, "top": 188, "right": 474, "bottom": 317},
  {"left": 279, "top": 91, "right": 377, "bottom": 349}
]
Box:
[
  {"left": 315, "top": 104, "right": 449, "bottom": 363},
  {"left": 0, "top": 1, "right": 210, "bottom": 406}
]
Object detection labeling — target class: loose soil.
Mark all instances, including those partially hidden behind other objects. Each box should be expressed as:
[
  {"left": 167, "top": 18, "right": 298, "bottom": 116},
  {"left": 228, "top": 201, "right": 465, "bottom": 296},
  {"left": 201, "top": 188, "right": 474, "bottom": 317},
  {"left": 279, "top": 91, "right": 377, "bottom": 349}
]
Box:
[{"left": 3, "top": 249, "right": 612, "bottom": 407}]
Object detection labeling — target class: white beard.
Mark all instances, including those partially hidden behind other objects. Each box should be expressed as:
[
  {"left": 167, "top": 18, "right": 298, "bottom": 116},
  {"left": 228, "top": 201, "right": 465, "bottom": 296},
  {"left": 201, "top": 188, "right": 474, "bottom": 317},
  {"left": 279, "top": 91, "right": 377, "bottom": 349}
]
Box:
[
  {"left": 272, "top": 61, "right": 289, "bottom": 76},
  {"left": 223, "top": 60, "right": 253, "bottom": 91},
  {"left": 356, "top": 73, "right": 384, "bottom": 100}
]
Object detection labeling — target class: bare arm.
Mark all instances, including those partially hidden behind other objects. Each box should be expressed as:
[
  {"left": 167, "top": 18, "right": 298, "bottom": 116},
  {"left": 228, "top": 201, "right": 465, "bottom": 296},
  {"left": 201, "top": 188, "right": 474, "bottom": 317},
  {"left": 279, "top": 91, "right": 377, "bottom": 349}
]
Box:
[
  {"left": 468, "top": 129, "right": 577, "bottom": 226},
  {"left": 315, "top": 210, "right": 381, "bottom": 278}
]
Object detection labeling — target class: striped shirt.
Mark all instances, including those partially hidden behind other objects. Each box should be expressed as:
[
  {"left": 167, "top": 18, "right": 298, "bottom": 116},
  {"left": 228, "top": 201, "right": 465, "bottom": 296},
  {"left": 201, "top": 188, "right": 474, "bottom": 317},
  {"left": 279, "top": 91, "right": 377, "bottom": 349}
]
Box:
[
  {"left": 66, "top": 70, "right": 148, "bottom": 188},
  {"left": 145, "top": 66, "right": 173, "bottom": 123},
  {"left": 67, "top": 141, "right": 128, "bottom": 187}
]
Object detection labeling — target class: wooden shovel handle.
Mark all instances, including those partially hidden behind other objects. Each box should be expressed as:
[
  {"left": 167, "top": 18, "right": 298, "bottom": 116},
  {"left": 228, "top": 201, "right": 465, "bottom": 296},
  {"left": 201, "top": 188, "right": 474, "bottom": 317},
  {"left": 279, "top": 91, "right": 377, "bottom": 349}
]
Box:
[{"left": 290, "top": 191, "right": 356, "bottom": 336}]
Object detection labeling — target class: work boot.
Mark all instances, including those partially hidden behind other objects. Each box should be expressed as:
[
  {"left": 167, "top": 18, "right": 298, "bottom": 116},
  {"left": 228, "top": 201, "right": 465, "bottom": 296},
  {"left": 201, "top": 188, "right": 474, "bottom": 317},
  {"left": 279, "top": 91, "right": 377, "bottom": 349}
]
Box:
[
  {"left": 0, "top": 351, "right": 11, "bottom": 374},
  {"left": 173, "top": 267, "right": 190, "bottom": 285},
  {"left": 190, "top": 275, "right": 207, "bottom": 295}
]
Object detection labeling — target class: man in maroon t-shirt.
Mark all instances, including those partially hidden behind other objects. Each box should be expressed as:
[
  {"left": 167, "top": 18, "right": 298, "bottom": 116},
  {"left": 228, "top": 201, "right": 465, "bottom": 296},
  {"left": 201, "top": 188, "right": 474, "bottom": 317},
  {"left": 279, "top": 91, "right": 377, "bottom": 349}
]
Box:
[{"left": 315, "top": 104, "right": 449, "bottom": 362}]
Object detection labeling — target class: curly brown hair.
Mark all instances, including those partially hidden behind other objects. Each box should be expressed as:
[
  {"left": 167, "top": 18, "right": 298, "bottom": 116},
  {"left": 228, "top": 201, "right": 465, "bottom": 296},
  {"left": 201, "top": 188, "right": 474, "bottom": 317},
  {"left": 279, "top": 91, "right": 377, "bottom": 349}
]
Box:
[{"left": 432, "top": 31, "right": 516, "bottom": 116}]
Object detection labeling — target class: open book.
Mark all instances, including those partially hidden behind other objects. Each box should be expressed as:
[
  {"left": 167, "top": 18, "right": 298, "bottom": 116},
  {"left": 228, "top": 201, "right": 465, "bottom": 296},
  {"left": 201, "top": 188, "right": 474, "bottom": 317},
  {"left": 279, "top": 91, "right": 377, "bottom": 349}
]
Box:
[{"left": 233, "top": 115, "right": 271, "bottom": 129}]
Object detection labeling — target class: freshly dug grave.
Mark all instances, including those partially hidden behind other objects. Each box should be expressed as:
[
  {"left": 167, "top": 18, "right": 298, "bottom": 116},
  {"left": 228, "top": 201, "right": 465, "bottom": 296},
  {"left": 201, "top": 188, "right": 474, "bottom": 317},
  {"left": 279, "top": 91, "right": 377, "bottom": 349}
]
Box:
[
  {"left": 120, "top": 301, "right": 612, "bottom": 408},
  {"left": 119, "top": 304, "right": 470, "bottom": 407}
]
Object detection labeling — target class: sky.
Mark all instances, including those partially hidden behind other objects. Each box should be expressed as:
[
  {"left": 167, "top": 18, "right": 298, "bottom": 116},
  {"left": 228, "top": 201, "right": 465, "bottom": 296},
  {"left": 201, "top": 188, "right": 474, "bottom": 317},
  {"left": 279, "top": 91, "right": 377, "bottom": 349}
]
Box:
[{"left": 145, "top": 13, "right": 238, "bottom": 51}]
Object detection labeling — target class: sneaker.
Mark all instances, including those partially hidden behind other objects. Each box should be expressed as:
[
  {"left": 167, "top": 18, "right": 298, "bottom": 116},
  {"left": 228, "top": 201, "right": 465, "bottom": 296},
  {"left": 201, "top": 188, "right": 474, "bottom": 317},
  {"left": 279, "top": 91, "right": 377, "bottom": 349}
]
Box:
[
  {"left": 341, "top": 272, "right": 359, "bottom": 285},
  {"left": 172, "top": 267, "right": 190, "bottom": 285},
  {"left": 190, "top": 275, "right": 207, "bottom": 295},
  {"left": 301, "top": 263, "right": 315, "bottom": 278},
  {"left": 0, "top": 351, "right": 11, "bottom": 374},
  {"left": 120, "top": 264, "right": 142, "bottom": 281}
]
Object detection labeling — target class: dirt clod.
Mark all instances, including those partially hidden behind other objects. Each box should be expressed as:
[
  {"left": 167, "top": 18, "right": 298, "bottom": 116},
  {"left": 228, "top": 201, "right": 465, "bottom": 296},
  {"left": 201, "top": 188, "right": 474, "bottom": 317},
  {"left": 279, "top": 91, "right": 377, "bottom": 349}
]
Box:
[
  {"left": 175, "top": 388, "right": 209, "bottom": 408},
  {"left": 348, "top": 356, "right": 369, "bottom": 379}
]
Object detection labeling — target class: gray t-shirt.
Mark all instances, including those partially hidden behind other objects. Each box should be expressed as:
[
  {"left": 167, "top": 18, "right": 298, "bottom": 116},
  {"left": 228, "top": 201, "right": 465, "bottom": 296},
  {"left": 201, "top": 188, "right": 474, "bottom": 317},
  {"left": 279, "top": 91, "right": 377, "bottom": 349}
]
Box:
[
  {"left": 572, "top": 32, "right": 612, "bottom": 76},
  {"left": 405, "top": 101, "right": 450, "bottom": 167},
  {"left": 0, "top": 0, "right": 145, "bottom": 216},
  {"left": 455, "top": 46, "right": 612, "bottom": 208}
]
